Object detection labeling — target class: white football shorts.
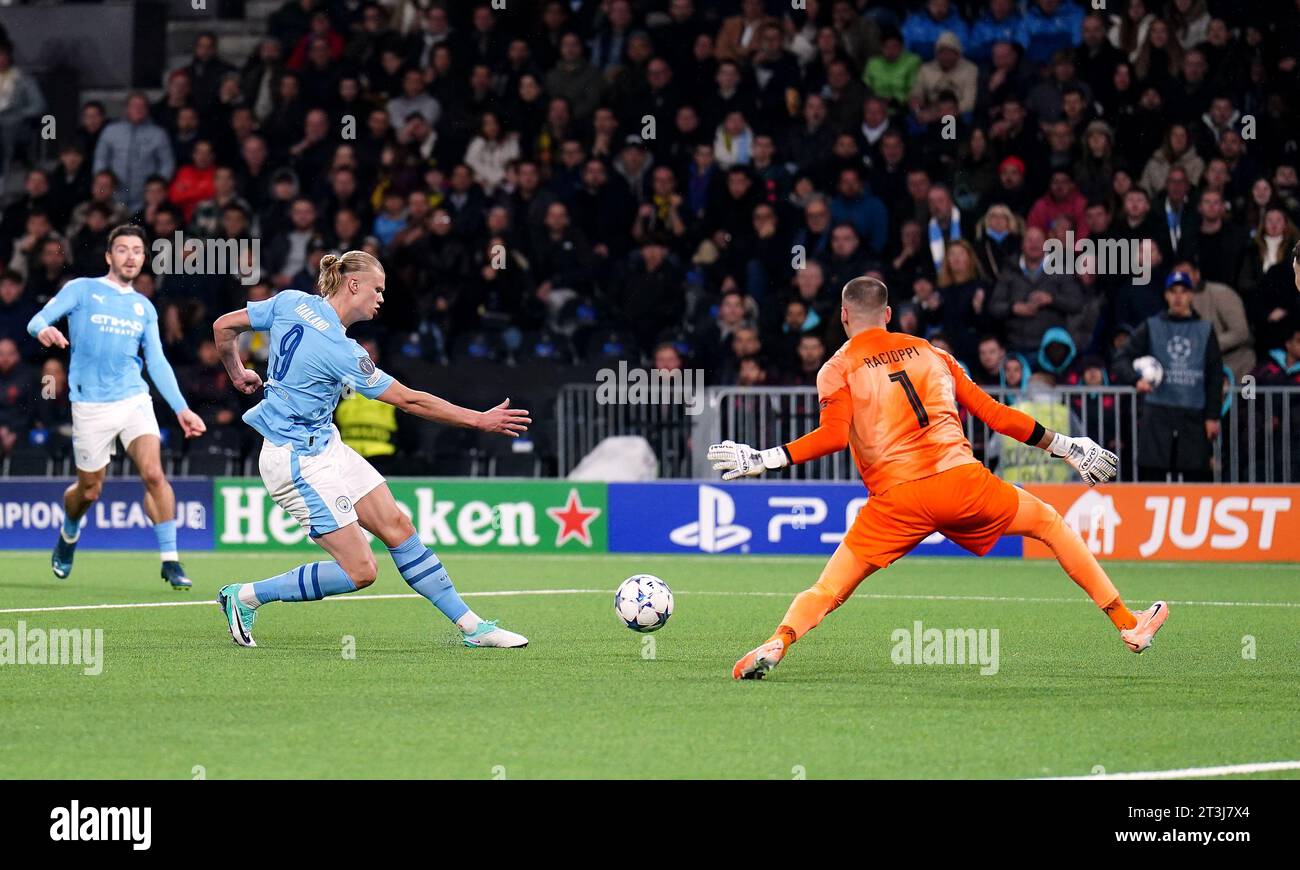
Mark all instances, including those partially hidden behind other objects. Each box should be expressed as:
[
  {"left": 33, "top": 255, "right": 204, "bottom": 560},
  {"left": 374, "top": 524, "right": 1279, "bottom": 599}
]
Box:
[
  {"left": 71, "top": 393, "right": 162, "bottom": 472},
  {"left": 259, "top": 425, "right": 385, "bottom": 537}
]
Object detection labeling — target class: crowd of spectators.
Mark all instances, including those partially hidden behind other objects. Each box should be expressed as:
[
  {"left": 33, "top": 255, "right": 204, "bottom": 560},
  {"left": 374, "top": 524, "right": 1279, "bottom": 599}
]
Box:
[{"left": 0, "top": 0, "right": 1299, "bottom": 476}]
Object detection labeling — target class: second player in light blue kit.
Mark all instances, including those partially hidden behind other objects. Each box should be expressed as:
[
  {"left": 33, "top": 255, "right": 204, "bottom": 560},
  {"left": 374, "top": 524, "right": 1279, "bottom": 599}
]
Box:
[
  {"left": 212, "top": 250, "right": 532, "bottom": 648},
  {"left": 27, "top": 225, "right": 207, "bottom": 588}
]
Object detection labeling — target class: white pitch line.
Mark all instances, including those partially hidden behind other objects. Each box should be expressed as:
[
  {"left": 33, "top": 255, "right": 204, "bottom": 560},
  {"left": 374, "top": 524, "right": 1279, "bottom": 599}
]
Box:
[
  {"left": 1038, "top": 760, "right": 1300, "bottom": 780},
  {"left": 2, "top": 588, "right": 1299, "bottom": 616},
  {"left": 0, "top": 589, "right": 605, "bottom": 615}
]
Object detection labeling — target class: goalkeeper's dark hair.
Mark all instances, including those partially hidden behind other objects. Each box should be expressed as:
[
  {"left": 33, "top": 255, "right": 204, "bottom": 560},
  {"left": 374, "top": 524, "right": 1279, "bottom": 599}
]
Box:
[{"left": 842, "top": 276, "right": 889, "bottom": 317}]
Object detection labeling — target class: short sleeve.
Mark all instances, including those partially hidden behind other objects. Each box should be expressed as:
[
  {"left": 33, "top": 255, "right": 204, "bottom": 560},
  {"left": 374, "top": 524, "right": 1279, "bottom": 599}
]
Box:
[
  {"left": 333, "top": 344, "right": 394, "bottom": 400},
  {"left": 247, "top": 290, "right": 298, "bottom": 331}
]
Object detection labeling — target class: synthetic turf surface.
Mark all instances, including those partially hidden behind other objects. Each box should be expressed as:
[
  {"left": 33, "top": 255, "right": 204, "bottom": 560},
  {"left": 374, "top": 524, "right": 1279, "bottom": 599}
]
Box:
[{"left": 1, "top": 551, "right": 1297, "bottom": 779}]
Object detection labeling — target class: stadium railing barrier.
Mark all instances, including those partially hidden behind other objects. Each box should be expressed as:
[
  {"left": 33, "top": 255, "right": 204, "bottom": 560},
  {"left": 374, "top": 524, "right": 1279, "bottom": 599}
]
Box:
[{"left": 557, "top": 384, "right": 1300, "bottom": 485}]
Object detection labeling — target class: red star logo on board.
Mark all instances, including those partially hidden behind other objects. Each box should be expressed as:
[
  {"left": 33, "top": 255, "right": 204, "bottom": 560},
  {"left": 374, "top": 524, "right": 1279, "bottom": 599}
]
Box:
[{"left": 545, "top": 488, "right": 601, "bottom": 548}]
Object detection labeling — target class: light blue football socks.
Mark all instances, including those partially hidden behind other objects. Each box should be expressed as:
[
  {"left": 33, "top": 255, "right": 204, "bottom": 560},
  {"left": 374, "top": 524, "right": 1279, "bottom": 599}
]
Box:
[
  {"left": 154, "top": 519, "right": 178, "bottom": 562},
  {"left": 388, "top": 533, "right": 476, "bottom": 629},
  {"left": 244, "top": 561, "right": 357, "bottom": 605}
]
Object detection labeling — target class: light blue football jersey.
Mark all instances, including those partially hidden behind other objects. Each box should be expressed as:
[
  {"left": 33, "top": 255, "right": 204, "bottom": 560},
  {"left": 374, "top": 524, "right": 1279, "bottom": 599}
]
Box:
[
  {"left": 243, "top": 289, "right": 394, "bottom": 455},
  {"left": 27, "top": 276, "right": 188, "bottom": 411}
]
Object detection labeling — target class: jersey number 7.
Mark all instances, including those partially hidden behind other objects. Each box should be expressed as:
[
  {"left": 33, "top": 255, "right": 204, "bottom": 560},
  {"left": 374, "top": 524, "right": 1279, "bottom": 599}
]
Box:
[{"left": 889, "top": 370, "right": 930, "bottom": 428}]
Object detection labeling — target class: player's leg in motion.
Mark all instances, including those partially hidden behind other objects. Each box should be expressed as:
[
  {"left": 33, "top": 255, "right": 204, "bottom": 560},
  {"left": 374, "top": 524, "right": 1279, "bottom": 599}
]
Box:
[
  {"left": 733, "top": 543, "right": 877, "bottom": 679},
  {"left": 354, "top": 484, "right": 528, "bottom": 648},
  {"left": 52, "top": 467, "right": 105, "bottom": 579},
  {"left": 216, "top": 439, "right": 378, "bottom": 647},
  {"left": 218, "top": 522, "right": 373, "bottom": 647},
  {"left": 1005, "top": 488, "right": 1167, "bottom": 653},
  {"left": 126, "top": 435, "right": 192, "bottom": 589}
]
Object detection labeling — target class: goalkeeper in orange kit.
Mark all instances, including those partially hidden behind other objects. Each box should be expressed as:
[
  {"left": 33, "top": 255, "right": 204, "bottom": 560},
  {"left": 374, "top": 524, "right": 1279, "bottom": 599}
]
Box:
[{"left": 709, "top": 277, "right": 1168, "bottom": 680}]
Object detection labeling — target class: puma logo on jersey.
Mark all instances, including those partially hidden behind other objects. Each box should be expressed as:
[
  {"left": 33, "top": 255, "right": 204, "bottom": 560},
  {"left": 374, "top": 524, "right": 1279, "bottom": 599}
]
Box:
[
  {"left": 294, "top": 302, "right": 331, "bottom": 332},
  {"left": 91, "top": 293, "right": 105, "bottom": 304}
]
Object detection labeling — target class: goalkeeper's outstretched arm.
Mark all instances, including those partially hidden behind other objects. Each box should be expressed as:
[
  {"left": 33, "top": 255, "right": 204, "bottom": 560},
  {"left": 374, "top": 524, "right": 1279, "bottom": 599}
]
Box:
[
  {"left": 708, "top": 349, "right": 1118, "bottom": 486},
  {"left": 945, "top": 349, "right": 1118, "bottom": 486}
]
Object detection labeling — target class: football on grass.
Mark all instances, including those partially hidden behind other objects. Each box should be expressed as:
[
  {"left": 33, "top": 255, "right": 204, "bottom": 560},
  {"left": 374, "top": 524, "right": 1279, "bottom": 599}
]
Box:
[{"left": 614, "top": 574, "right": 674, "bottom": 632}]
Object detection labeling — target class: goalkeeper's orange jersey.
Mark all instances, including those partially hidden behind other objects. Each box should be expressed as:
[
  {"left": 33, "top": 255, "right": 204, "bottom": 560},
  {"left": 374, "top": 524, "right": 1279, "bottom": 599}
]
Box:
[{"left": 784, "top": 328, "right": 1038, "bottom": 495}]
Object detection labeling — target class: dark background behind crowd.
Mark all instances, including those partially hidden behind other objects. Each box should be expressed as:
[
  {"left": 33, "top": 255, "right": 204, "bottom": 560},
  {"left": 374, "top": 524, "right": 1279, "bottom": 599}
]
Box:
[{"left": 0, "top": 0, "right": 1298, "bottom": 480}]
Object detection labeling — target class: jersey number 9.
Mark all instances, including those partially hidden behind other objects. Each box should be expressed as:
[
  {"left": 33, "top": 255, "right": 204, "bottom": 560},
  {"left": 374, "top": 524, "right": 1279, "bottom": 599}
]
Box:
[{"left": 272, "top": 324, "right": 305, "bottom": 381}]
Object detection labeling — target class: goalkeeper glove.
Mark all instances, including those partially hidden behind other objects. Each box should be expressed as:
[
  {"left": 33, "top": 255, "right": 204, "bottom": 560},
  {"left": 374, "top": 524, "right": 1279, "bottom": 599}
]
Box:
[
  {"left": 1048, "top": 433, "right": 1118, "bottom": 486},
  {"left": 707, "top": 440, "right": 790, "bottom": 480}
]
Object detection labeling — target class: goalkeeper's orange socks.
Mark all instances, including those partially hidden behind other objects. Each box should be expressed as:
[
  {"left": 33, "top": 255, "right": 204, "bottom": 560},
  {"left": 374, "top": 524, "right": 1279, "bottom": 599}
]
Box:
[
  {"left": 771, "top": 626, "right": 797, "bottom": 649},
  {"left": 1102, "top": 598, "right": 1138, "bottom": 631},
  {"left": 1007, "top": 489, "right": 1137, "bottom": 631},
  {"left": 770, "top": 544, "right": 876, "bottom": 647}
]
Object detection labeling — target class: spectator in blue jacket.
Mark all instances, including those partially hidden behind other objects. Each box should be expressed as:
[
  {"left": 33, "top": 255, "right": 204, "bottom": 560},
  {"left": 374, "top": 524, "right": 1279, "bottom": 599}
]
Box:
[
  {"left": 830, "top": 166, "right": 888, "bottom": 257},
  {"left": 1022, "top": 0, "right": 1085, "bottom": 67},
  {"left": 967, "top": 0, "right": 1028, "bottom": 64},
  {"left": 92, "top": 93, "right": 175, "bottom": 212},
  {"left": 902, "top": 0, "right": 969, "bottom": 63}
]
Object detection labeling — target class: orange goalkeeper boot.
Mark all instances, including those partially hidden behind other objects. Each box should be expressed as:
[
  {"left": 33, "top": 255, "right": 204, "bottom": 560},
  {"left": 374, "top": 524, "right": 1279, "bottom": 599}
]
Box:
[
  {"left": 1120, "top": 601, "right": 1169, "bottom": 654},
  {"left": 733, "top": 638, "right": 787, "bottom": 679}
]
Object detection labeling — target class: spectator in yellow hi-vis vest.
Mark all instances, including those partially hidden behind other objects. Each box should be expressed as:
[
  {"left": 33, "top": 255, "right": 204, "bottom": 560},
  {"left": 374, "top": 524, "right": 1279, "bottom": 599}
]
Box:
[
  {"left": 335, "top": 338, "right": 400, "bottom": 464},
  {"left": 994, "top": 374, "right": 1079, "bottom": 483}
]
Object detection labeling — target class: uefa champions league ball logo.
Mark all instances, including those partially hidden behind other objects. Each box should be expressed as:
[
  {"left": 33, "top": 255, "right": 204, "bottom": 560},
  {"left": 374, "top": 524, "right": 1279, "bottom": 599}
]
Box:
[{"left": 1166, "top": 335, "right": 1193, "bottom": 363}]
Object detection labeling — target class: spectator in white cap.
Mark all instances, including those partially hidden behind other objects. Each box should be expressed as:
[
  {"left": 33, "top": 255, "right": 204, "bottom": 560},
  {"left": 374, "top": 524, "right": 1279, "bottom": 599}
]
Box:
[{"left": 910, "top": 31, "right": 978, "bottom": 123}]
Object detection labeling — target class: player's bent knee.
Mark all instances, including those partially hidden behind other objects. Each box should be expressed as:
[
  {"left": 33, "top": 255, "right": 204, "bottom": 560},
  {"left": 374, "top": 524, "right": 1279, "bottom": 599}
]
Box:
[
  {"left": 79, "top": 479, "right": 103, "bottom": 502},
  {"left": 391, "top": 513, "right": 416, "bottom": 541},
  {"left": 809, "top": 580, "right": 845, "bottom": 607},
  {"left": 348, "top": 556, "right": 379, "bottom": 588}
]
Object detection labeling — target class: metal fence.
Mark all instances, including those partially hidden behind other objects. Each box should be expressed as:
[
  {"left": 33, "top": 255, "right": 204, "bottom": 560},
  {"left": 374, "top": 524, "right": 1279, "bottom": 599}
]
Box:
[
  {"left": 557, "top": 384, "right": 1300, "bottom": 484},
  {"left": 557, "top": 383, "right": 696, "bottom": 477}
]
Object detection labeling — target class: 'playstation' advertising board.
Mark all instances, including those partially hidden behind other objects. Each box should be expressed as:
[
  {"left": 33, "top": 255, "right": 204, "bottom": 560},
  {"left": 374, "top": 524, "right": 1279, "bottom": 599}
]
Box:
[{"left": 607, "top": 482, "right": 1023, "bottom": 557}]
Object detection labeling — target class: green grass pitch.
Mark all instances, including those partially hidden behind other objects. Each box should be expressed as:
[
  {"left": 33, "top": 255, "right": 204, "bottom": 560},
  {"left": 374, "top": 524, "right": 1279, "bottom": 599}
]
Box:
[{"left": 1, "top": 550, "right": 1297, "bottom": 779}]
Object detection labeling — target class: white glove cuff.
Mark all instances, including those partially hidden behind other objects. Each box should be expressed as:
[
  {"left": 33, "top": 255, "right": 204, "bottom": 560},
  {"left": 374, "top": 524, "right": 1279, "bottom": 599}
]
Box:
[{"left": 1047, "top": 432, "right": 1072, "bottom": 459}]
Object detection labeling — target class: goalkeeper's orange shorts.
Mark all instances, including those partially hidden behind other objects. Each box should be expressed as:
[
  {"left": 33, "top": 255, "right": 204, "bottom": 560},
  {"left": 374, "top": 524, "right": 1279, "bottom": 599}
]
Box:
[{"left": 842, "top": 461, "right": 1020, "bottom": 569}]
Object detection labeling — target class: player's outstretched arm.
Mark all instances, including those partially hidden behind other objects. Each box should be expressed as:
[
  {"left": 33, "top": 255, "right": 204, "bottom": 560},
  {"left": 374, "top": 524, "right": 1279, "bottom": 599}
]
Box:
[
  {"left": 143, "top": 318, "right": 206, "bottom": 438},
  {"left": 707, "top": 440, "right": 792, "bottom": 480},
  {"left": 1033, "top": 427, "right": 1119, "bottom": 487},
  {"left": 943, "top": 350, "right": 1118, "bottom": 486},
  {"left": 376, "top": 380, "right": 531, "bottom": 437},
  {"left": 709, "top": 371, "right": 852, "bottom": 480},
  {"left": 213, "top": 309, "right": 264, "bottom": 395}
]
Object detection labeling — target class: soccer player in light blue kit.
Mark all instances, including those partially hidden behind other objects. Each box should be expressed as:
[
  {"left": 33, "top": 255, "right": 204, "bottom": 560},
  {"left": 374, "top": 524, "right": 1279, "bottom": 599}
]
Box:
[
  {"left": 27, "top": 225, "right": 207, "bottom": 588},
  {"left": 211, "top": 251, "right": 531, "bottom": 648}
]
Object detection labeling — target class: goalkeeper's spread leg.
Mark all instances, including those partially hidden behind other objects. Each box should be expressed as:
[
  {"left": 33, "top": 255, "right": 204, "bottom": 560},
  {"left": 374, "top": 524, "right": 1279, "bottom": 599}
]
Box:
[
  {"left": 733, "top": 544, "right": 875, "bottom": 679},
  {"left": 1006, "top": 488, "right": 1146, "bottom": 637}
]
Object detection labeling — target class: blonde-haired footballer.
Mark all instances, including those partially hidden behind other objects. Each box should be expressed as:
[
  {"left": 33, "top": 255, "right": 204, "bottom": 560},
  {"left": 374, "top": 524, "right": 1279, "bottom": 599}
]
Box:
[
  {"left": 711, "top": 277, "right": 1168, "bottom": 680},
  {"left": 211, "top": 252, "right": 531, "bottom": 648}
]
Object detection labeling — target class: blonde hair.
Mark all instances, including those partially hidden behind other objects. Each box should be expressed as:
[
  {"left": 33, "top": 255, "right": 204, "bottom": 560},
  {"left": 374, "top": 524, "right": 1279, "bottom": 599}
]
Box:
[
  {"left": 317, "top": 250, "right": 383, "bottom": 298},
  {"left": 938, "top": 239, "right": 985, "bottom": 287}
]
